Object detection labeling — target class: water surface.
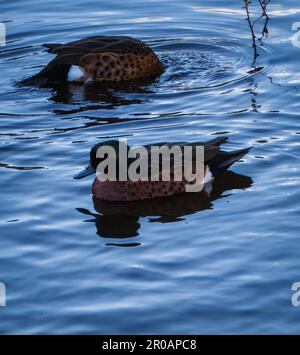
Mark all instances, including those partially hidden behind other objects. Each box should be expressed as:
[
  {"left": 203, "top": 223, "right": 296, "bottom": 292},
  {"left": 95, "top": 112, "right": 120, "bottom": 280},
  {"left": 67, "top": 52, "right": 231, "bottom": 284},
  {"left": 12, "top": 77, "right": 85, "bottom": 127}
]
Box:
[{"left": 0, "top": 0, "right": 300, "bottom": 334}]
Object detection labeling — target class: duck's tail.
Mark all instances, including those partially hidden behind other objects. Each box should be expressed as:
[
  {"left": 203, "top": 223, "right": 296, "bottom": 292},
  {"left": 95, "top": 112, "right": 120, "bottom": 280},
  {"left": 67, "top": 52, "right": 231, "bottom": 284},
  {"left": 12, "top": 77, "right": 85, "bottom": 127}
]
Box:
[
  {"left": 208, "top": 147, "right": 252, "bottom": 176},
  {"left": 20, "top": 59, "right": 71, "bottom": 86},
  {"left": 20, "top": 71, "right": 48, "bottom": 86}
]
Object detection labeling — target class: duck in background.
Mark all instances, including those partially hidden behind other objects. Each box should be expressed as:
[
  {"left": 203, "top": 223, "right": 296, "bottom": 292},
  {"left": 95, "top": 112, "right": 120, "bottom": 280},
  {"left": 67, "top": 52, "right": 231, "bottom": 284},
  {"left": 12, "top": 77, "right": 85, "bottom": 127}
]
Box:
[{"left": 21, "top": 36, "right": 163, "bottom": 85}]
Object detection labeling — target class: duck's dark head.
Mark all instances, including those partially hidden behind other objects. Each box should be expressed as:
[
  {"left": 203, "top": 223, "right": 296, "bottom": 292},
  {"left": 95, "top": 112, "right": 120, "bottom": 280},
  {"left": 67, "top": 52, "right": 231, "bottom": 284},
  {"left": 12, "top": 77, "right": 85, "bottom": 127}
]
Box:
[{"left": 73, "top": 140, "right": 130, "bottom": 179}]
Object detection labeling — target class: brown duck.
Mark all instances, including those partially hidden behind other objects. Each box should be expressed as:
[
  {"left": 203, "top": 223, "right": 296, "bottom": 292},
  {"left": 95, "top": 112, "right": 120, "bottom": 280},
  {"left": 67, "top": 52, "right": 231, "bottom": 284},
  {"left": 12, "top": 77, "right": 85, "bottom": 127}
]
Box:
[
  {"left": 21, "top": 36, "right": 163, "bottom": 85},
  {"left": 74, "top": 137, "right": 251, "bottom": 202}
]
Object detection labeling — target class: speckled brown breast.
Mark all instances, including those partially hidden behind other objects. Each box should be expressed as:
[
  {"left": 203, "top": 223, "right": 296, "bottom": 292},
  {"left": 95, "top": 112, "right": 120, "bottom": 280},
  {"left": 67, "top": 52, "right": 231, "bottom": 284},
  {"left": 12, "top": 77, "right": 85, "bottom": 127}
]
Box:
[
  {"left": 92, "top": 179, "right": 187, "bottom": 201},
  {"left": 79, "top": 50, "right": 163, "bottom": 82}
]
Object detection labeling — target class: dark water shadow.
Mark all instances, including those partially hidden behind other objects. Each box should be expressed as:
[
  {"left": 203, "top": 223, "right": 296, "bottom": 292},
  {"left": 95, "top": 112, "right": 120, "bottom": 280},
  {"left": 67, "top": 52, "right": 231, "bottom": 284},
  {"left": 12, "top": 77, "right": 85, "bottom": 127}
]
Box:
[
  {"left": 77, "top": 171, "right": 253, "bottom": 247},
  {"left": 19, "top": 76, "right": 157, "bottom": 107}
]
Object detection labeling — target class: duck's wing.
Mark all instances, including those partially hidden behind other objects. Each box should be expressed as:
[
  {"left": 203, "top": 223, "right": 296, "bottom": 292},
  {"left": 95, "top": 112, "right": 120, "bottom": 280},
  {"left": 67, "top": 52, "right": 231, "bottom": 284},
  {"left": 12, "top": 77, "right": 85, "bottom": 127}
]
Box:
[
  {"left": 136, "top": 137, "right": 228, "bottom": 180},
  {"left": 143, "top": 136, "right": 229, "bottom": 163},
  {"left": 203, "top": 136, "right": 229, "bottom": 161},
  {"left": 42, "top": 36, "right": 149, "bottom": 60}
]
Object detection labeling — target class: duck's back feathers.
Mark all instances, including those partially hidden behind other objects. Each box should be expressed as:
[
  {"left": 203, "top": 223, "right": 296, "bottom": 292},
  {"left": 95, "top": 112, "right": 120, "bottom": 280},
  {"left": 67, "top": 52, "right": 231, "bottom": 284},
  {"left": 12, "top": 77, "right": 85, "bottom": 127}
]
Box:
[
  {"left": 43, "top": 36, "right": 150, "bottom": 55},
  {"left": 143, "top": 136, "right": 229, "bottom": 164}
]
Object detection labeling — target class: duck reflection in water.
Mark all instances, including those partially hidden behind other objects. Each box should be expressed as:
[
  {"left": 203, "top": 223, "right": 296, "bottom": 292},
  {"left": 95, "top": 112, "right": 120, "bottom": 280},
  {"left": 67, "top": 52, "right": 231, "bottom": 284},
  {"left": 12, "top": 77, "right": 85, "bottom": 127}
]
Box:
[
  {"left": 38, "top": 79, "right": 155, "bottom": 112},
  {"left": 77, "top": 171, "right": 253, "bottom": 247}
]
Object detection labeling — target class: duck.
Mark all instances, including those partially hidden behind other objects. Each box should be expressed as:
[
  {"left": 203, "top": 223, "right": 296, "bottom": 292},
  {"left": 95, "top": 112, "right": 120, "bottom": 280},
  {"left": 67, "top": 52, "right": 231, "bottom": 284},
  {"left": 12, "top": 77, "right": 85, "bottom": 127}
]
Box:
[
  {"left": 21, "top": 36, "right": 163, "bottom": 85},
  {"left": 73, "top": 137, "right": 251, "bottom": 202}
]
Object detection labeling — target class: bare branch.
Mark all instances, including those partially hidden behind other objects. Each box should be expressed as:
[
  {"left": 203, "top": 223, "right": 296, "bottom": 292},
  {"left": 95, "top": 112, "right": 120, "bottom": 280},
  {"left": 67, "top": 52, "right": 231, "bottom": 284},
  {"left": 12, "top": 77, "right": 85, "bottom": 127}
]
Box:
[{"left": 243, "top": 0, "right": 271, "bottom": 63}]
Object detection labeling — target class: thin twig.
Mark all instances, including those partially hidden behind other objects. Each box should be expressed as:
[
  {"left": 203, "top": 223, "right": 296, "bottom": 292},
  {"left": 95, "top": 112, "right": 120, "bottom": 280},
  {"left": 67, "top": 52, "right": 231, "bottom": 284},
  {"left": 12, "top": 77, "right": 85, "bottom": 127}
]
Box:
[
  {"left": 243, "top": 0, "right": 270, "bottom": 63},
  {"left": 244, "top": 0, "right": 258, "bottom": 59},
  {"left": 258, "top": 0, "right": 270, "bottom": 19}
]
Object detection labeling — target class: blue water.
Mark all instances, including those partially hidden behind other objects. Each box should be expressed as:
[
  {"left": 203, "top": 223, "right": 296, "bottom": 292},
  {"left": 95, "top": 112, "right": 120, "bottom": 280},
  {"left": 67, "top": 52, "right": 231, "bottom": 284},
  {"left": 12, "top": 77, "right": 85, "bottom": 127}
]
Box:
[{"left": 0, "top": 0, "right": 300, "bottom": 334}]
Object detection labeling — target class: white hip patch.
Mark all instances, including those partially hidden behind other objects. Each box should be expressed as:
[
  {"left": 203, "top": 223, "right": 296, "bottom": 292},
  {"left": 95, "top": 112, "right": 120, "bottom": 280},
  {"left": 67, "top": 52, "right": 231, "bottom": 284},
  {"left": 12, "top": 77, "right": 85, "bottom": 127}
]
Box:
[
  {"left": 67, "top": 65, "right": 85, "bottom": 82},
  {"left": 204, "top": 166, "right": 213, "bottom": 183},
  {"left": 204, "top": 166, "right": 214, "bottom": 194}
]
